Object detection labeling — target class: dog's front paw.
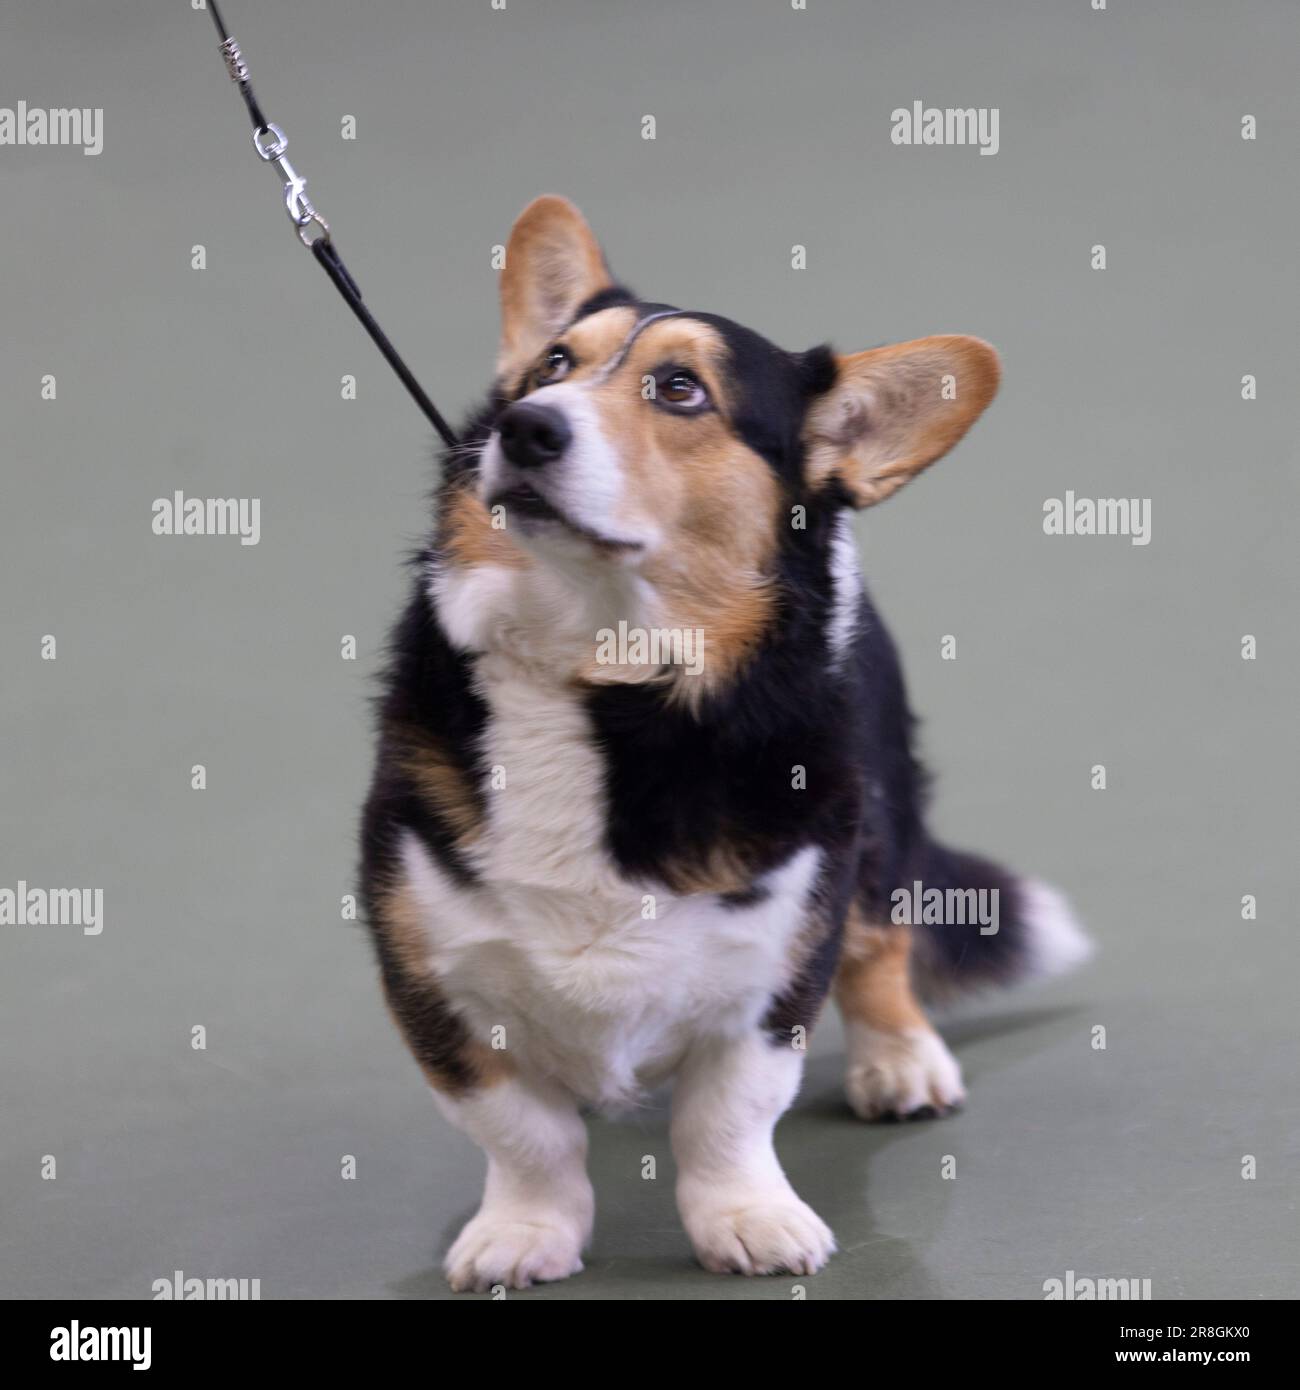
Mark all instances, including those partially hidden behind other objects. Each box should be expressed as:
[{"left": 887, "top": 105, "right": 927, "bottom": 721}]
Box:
[
  {"left": 681, "top": 1185, "right": 835, "bottom": 1276},
  {"left": 444, "top": 1211, "right": 586, "bottom": 1292},
  {"left": 845, "top": 1024, "right": 966, "bottom": 1121}
]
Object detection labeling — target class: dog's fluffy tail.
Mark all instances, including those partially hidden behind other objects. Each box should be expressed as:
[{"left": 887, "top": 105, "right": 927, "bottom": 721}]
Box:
[{"left": 903, "top": 838, "right": 1092, "bottom": 1004}]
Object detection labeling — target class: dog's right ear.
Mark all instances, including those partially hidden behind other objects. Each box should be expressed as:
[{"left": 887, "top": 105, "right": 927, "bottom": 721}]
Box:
[{"left": 498, "top": 196, "right": 613, "bottom": 381}]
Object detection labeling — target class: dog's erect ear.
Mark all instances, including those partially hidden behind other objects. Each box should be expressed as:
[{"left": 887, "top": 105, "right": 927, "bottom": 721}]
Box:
[
  {"left": 803, "top": 335, "right": 1000, "bottom": 507},
  {"left": 498, "top": 196, "right": 613, "bottom": 379}
]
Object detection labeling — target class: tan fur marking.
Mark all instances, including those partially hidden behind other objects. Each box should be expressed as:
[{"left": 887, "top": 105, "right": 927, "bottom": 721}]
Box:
[
  {"left": 659, "top": 841, "right": 756, "bottom": 897},
  {"left": 388, "top": 721, "right": 483, "bottom": 847},
  {"left": 833, "top": 905, "right": 929, "bottom": 1034},
  {"left": 377, "top": 879, "right": 440, "bottom": 979},
  {"left": 583, "top": 319, "right": 780, "bottom": 700},
  {"left": 463, "top": 1038, "right": 515, "bottom": 1089},
  {"left": 440, "top": 481, "right": 527, "bottom": 573},
  {"left": 547, "top": 305, "right": 640, "bottom": 384},
  {"left": 376, "top": 881, "right": 514, "bottom": 1091}
]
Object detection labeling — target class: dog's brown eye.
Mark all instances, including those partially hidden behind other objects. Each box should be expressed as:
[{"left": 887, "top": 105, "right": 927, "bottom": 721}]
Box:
[
  {"left": 657, "top": 369, "right": 710, "bottom": 412},
  {"left": 536, "top": 345, "right": 572, "bottom": 385}
]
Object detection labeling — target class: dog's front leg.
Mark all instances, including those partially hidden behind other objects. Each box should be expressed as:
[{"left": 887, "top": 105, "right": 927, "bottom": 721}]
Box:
[
  {"left": 437, "top": 1072, "right": 594, "bottom": 1292},
  {"left": 671, "top": 1032, "right": 835, "bottom": 1276}
]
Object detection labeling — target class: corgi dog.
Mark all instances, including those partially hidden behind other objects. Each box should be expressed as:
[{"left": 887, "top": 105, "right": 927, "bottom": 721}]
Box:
[{"left": 360, "top": 196, "right": 1089, "bottom": 1292}]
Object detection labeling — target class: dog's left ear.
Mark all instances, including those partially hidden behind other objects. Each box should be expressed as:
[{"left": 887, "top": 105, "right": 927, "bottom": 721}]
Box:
[
  {"left": 803, "top": 335, "right": 1000, "bottom": 507},
  {"left": 498, "top": 195, "right": 614, "bottom": 379}
]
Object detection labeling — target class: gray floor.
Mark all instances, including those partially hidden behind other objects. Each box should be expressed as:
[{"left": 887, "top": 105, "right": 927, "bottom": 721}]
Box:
[
  {"left": 3, "top": 0, "right": 1298, "bottom": 1300},
  {"left": 7, "top": 948, "right": 1297, "bottom": 1300}
]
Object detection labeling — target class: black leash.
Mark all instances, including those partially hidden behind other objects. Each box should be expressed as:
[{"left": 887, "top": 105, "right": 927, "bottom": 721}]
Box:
[{"left": 205, "top": 0, "right": 459, "bottom": 450}]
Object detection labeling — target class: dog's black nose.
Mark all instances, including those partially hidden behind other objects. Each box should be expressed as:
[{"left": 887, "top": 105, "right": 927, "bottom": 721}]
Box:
[{"left": 497, "top": 402, "right": 572, "bottom": 469}]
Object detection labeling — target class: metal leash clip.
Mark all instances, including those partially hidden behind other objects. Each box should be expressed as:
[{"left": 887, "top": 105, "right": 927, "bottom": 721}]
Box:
[
  {"left": 251, "top": 121, "right": 330, "bottom": 247},
  {"left": 221, "top": 32, "right": 329, "bottom": 247}
]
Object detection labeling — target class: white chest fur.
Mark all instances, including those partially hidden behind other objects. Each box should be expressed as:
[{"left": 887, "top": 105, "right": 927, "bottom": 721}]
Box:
[{"left": 399, "top": 648, "right": 820, "bottom": 1108}]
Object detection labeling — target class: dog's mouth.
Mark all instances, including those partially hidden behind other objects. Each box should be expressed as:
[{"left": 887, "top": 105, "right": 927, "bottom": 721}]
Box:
[
  {"left": 492, "top": 483, "right": 565, "bottom": 525},
  {"left": 489, "top": 483, "right": 642, "bottom": 554}
]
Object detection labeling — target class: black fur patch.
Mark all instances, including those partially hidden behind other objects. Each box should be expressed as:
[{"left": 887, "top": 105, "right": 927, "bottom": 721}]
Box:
[{"left": 361, "top": 580, "right": 489, "bottom": 893}]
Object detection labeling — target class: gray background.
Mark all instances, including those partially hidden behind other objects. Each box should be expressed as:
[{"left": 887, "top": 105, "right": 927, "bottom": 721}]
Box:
[{"left": 2, "top": 0, "right": 1297, "bottom": 1300}]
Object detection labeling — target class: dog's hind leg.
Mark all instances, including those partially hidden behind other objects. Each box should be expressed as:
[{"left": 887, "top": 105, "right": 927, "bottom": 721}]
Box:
[{"left": 833, "top": 906, "right": 966, "bottom": 1121}]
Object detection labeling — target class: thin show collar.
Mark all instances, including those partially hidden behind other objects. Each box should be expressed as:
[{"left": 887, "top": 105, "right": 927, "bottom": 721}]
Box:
[{"left": 594, "top": 310, "right": 685, "bottom": 381}]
